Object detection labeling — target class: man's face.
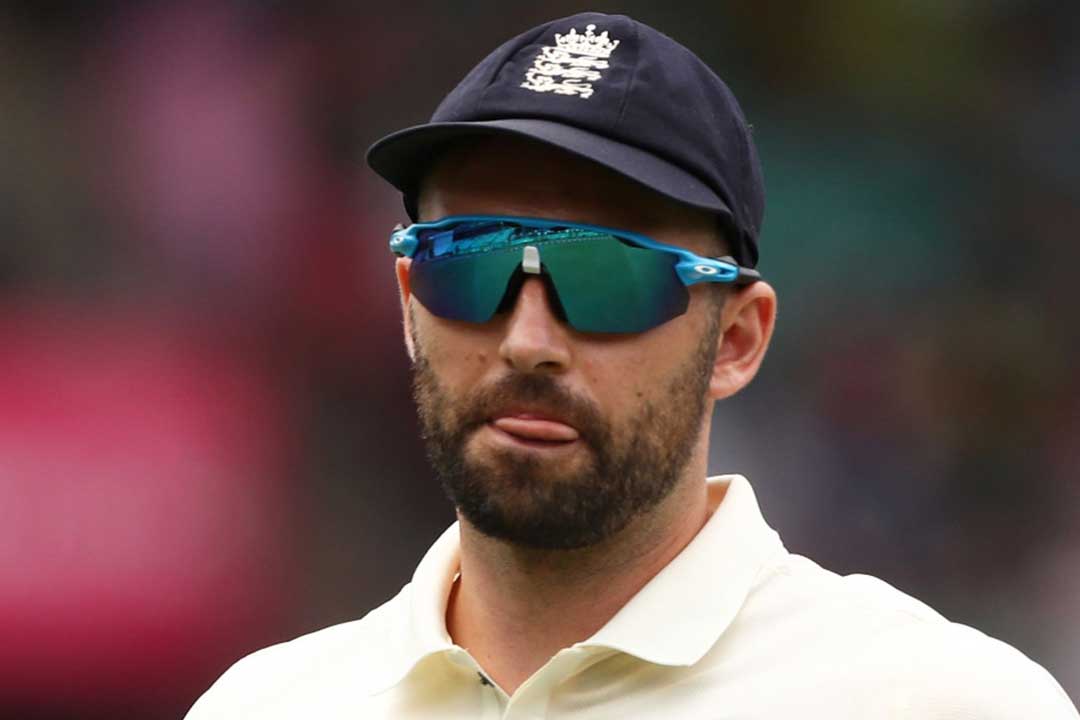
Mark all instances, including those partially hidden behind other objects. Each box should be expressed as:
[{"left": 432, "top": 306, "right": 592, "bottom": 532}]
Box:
[{"left": 402, "top": 137, "right": 725, "bottom": 550}]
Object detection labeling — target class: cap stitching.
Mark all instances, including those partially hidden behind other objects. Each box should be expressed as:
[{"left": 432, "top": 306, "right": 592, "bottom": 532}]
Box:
[
  {"left": 737, "top": 107, "right": 760, "bottom": 265},
  {"left": 612, "top": 19, "right": 642, "bottom": 133}
]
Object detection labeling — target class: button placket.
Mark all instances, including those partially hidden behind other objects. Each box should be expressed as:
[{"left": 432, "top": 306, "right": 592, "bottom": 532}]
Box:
[
  {"left": 503, "top": 648, "right": 595, "bottom": 720},
  {"left": 445, "top": 648, "right": 507, "bottom": 718}
]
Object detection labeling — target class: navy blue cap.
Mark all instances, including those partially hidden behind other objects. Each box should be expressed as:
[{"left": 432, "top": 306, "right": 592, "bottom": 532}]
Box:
[{"left": 366, "top": 12, "right": 765, "bottom": 267}]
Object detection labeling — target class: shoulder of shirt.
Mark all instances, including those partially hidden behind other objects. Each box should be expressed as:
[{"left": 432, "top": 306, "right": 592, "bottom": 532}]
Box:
[
  {"left": 877, "top": 619, "right": 1080, "bottom": 718},
  {"left": 183, "top": 583, "right": 411, "bottom": 719},
  {"left": 751, "top": 553, "right": 1079, "bottom": 718}
]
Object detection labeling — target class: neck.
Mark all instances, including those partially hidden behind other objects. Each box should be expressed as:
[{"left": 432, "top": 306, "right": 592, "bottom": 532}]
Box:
[{"left": 446, "top": 464, "right": 710, "bottom": 695}]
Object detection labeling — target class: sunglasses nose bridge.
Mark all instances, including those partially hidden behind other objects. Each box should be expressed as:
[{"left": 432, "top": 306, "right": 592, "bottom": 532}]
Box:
[
  {"left": 509, "top": 274, "right": 564, "bottom": 322},
  {"left": 499, "top": 275, "right": 573, "bottom": 372},
  {"left": 495, "top": 257, "right": 570, "bottom": 323}
]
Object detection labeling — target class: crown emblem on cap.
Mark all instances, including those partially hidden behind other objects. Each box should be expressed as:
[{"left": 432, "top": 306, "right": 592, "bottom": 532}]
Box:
[
  {"left": 521, "top": 24, "right": 620, "bottom": 100},
  {"left": 554, "top": 24, "right": 620, "bottom": 59}
]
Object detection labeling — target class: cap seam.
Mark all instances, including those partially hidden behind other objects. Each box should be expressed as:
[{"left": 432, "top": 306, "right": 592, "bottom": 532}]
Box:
[
  {"left": 737, "top": 103, "right": 754, "bottom": 245},
  {"left": 612, "top": 19, "right": 642, "bottom": 134},
  {"left": 729, "top": 85, "right": 760, "bottom": 265}
]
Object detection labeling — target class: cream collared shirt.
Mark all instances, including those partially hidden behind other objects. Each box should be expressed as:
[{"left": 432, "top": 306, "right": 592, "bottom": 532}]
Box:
[{"left": 186, "top": 475, "right": 1078, "bottom": 719}]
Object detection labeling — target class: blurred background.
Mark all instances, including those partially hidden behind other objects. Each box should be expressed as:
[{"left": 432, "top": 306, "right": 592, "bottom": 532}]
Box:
[{"left": 1, "top": 1, "right": 1077, "bottom": 717}]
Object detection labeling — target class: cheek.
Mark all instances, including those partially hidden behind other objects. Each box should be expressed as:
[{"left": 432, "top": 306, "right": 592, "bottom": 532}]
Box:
[
  {"left": 578, "top": 353, "right": 654, "bottom": 417},
  {"left": 580, "top": 325, "right": 703, "bottom": 413},
  {"left": 417, "top": 317, "right": 497, "bottom": 383}
]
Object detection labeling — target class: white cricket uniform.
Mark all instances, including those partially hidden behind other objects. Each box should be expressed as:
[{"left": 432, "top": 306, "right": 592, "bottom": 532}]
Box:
[{"left": 186, "top": 475, "right": 1079, "bottom": 719}]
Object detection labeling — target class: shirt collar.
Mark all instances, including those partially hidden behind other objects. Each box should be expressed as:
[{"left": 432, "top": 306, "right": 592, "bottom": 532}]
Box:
[
  {"left": 366, "top": 522, "right": 461, "bottom": 694},
  {"left": 580, "top": 474, "right": 784, "bottom": 666},
  {"left": 367, "top": 474, "right": 784, "bottom": 693}
]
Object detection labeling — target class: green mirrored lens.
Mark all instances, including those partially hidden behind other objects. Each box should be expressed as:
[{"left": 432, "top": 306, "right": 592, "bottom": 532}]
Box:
[
  {"left": 409, "top": 247, "right": 521, "bottom": 323},
  {"left": 542, "top": 236, "right": 687, "bottom": 333},
  {"left": 408, "top": 223, "right": 688, "bottom": 334}
]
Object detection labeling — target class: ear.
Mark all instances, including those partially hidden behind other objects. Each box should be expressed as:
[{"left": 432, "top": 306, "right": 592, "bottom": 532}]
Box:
[
  {"left": 395, "top": 257, "right": 416, "bottom": 362},
  {"left": 710, "top": 281, "right": 777, "bottom": 400}
]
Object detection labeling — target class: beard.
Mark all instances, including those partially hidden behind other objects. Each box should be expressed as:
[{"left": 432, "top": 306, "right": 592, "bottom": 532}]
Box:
[{"left": 411, "top": 317, "right": 719, "bottom": 550}]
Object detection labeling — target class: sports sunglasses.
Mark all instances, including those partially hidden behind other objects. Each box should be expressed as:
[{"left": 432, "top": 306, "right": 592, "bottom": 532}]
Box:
[{"left": 390, "top": 215, "right": 761, "bottom": 334}]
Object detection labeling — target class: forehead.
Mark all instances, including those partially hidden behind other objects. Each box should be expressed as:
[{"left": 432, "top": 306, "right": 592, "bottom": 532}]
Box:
[{"left": 417, "top": 136, "right": 718, "bottom": 254}]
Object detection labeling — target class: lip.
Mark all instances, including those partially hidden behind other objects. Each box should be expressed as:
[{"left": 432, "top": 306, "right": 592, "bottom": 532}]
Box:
[{"left": 488, "top": 410, "right": 580, "bottom": 445}]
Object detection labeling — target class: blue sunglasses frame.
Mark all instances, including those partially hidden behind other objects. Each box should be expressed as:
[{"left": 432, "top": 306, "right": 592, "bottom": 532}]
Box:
[{"left": 390, "top": 215, "right": 761, "bottom": 286}]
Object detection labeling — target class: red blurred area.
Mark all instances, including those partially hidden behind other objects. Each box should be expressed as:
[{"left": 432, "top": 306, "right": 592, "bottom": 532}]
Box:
[{"left": 0, "top": 303, "right": 298, "bottom": 713}]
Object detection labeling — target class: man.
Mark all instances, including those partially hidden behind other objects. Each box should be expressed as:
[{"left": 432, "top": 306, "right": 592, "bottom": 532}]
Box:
[{"left": 186, "top": 12, "right": 1078, "bottom": 718}]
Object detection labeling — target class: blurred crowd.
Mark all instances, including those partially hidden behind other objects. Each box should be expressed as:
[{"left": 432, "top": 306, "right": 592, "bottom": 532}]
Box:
[{"left": 1, "top": 1, "right": 1077, "bottom": 717}]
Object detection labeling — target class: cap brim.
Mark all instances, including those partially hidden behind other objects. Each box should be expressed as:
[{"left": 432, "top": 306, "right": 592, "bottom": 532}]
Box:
[{"left": 365, "top": 118, "right": 733, "bottom": 221}]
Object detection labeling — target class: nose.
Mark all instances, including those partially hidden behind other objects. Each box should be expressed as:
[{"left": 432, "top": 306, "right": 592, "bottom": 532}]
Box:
[{"left": 498, "top": 277, "right": 572, "bottom": 373}]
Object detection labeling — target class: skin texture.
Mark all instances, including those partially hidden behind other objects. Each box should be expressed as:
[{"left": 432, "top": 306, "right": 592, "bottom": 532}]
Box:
[{"left": 395, "top": 135, "right": 777, "bottom": 694}]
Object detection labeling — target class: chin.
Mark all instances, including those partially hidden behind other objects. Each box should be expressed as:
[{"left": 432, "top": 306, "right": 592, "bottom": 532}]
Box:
[{"left": 448, "top": 451, "right": 639, "bottom": 551}]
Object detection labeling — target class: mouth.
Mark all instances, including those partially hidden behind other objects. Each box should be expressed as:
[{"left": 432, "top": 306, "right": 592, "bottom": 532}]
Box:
[{"left": 487, "top": 411, "right": 581, "bottom": 448}]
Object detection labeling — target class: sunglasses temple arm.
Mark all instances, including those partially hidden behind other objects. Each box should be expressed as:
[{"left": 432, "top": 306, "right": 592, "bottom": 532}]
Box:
[
  {"left": 389, "top": 225, "right": 418, "bottom": 257},
  {"left": 736, "top": 265, "right": 762, "bottom": 284},
  {"left": 713, "top": 255, "right": 762, "bottom": 285}
]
